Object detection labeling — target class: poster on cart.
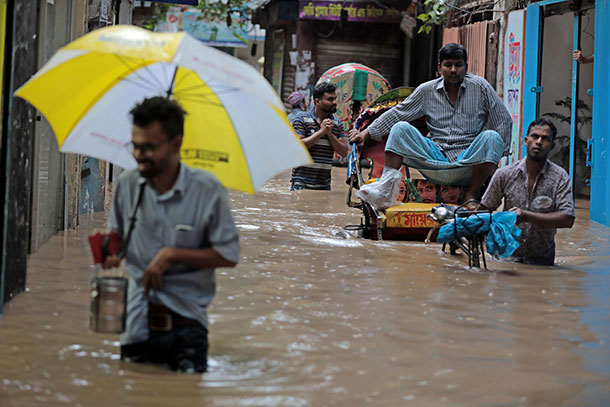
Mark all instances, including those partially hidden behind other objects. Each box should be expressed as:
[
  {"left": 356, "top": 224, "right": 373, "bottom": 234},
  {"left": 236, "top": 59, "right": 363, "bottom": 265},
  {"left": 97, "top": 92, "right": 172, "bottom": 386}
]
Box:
[{"left": 503, "top": 10, "right": 525, "bottom": 165}]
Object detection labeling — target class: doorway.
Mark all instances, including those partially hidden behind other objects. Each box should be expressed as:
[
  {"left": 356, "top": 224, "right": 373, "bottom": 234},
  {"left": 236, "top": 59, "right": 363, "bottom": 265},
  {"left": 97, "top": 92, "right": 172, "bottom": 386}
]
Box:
[{"left": 523, "top": 0, "right": 595, "bottom": 197}]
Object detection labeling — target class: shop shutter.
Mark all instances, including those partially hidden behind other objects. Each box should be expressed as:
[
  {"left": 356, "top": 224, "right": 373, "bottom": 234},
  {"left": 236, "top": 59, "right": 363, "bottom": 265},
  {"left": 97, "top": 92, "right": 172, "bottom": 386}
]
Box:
[
  {"left": 315, "top": 36, "right": 402, "bottom": 88},
  {"left": 281, "top": 48, "right": 297, "bottom": 105}
]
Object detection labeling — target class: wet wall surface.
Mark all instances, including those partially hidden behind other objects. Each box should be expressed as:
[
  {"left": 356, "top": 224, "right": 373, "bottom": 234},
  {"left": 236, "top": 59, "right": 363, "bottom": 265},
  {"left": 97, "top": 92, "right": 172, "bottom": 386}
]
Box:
[{"left": 1, "top": 169, "right": 609, "bottom": 406}]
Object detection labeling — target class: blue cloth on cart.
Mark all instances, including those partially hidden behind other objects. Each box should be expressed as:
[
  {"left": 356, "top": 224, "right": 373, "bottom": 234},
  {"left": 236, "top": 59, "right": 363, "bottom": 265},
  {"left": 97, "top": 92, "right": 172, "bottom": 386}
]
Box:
[{"left": 437, "top": 211, "right": 521, "bottom": 258}]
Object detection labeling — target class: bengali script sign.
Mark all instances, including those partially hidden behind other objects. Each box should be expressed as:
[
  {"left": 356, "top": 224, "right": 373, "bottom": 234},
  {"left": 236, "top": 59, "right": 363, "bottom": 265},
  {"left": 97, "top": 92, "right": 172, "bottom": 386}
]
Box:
[{"left": 299, "top": 1, "right": 402, "bottom": 23}]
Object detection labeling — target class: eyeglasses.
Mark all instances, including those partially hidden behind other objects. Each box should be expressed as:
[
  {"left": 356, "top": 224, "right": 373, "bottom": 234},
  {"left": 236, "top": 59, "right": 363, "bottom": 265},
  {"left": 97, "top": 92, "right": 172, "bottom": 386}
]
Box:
[{"left": 127, "top": 140, "right": 170, "bottom": 156}]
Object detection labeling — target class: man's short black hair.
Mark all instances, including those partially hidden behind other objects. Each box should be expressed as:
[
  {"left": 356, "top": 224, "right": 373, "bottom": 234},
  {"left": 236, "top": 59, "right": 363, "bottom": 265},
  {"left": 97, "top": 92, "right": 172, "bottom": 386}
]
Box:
[
  {"left": 527, "top": 117, "right": 557, "bottom": 142},
  {"left": 130, "top": 96, "right": 186, "bottom": 140},
  {"left": 438, "top": 43, "right": 468, "bottom": 65},
  {"left": 313, "top": 81, "right": 337, "bottom": 100}
]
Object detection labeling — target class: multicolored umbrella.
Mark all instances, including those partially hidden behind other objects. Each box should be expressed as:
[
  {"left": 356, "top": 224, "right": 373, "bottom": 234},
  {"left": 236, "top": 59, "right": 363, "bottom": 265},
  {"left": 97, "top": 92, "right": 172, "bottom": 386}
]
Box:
[
  {"left": 318, "top": 63, "right": 391, "bottom": 131},
  {"left": 15, "top": 25, "right": 311, "bottom": 194}
]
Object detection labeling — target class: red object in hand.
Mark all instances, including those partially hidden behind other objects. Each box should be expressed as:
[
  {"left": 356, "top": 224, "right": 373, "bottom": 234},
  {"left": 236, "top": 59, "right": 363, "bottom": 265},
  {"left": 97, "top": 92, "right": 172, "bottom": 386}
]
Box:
[{"left": 88, "top": 232, "right": 122, "bottom": 264}]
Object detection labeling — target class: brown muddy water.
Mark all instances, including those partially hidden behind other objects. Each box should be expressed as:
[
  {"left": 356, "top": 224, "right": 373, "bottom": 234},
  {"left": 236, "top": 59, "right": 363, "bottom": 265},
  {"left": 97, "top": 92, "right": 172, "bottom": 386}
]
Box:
[{"left": 1, "top": 168, "right": 609, "bottom": 406}]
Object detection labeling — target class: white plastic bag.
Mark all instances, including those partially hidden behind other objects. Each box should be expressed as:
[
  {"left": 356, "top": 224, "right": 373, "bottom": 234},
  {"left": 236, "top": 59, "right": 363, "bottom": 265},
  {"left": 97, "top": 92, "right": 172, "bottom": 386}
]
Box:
[{"left": 355, "top": 166, "right": 403, "bottom": 210}]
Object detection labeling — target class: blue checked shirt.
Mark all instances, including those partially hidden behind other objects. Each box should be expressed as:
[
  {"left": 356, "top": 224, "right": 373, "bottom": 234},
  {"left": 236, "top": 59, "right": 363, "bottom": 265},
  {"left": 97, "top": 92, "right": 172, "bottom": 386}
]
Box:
[{"left": 367, "top": 74, "right": 512, "bottom": 162}]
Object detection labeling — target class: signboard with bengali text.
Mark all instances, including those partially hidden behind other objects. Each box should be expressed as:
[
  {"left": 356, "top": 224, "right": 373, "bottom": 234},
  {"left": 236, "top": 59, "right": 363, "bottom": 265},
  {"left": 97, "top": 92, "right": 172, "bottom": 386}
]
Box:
[{"left": 299, "top": 1, "right": 403, "bottom": 23}]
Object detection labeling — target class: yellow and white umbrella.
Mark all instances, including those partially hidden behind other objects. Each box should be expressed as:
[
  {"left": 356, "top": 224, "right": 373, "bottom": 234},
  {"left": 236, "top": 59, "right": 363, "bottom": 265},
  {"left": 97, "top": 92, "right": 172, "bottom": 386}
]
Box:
[{"left": 15, "top": 25, "right": 311, "bottom": 193}]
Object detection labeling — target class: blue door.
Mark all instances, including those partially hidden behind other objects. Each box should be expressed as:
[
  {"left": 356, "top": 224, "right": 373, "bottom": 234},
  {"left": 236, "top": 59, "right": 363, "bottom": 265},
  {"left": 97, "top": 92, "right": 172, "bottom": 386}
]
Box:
[
  {"left": 523, "top": 0, "right": 608, "bottom": 226},
  {"left": 590, "top": 0, "right": 610, "bottom": 225}
]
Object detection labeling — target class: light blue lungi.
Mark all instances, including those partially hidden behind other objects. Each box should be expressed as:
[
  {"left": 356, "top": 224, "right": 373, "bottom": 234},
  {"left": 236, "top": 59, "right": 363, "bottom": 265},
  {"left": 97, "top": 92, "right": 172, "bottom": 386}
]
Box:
[{"left": 385, "top": 122, "right": 504, "bottom": 186}]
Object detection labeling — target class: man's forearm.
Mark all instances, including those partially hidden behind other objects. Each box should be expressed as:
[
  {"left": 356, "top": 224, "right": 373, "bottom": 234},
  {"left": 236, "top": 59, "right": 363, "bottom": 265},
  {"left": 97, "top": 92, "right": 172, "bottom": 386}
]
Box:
[
  {"left": 300, "top": 129, "right": 325, "bottom": 148},
  {"left": 167, "top": 247, "right": 237, "bottom": 269},
  {"left": 521, "top": 210, "right": 575, "bottom": 229},
  {"left": 329, "top": 133, "right": 349, "bottom": 157}
]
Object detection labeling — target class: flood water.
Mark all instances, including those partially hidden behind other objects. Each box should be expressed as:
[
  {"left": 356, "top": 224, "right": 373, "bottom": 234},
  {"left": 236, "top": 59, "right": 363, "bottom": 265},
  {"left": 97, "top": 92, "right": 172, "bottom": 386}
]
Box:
[{"left": 1, "top": 168, "right": 609, "bottom": 406}]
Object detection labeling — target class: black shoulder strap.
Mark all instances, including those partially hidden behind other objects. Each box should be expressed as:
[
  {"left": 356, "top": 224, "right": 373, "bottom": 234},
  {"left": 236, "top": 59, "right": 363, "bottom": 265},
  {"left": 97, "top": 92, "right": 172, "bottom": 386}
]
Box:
[{"left": 119, "top": 180, "right": 146, "bottom": 259}]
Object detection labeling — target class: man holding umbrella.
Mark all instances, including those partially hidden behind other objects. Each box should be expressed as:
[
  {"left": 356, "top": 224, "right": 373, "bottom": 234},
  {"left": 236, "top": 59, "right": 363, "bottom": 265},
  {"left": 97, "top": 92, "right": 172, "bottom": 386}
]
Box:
[{"left": 103, "top": 97, "right": 240, "bottom": 373}]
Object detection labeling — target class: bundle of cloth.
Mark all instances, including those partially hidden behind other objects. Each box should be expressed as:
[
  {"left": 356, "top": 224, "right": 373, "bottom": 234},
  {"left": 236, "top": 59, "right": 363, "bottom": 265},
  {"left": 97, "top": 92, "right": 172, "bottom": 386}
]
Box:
[{"left": 437, "top": 211, "right": 522, "bottom": 258}]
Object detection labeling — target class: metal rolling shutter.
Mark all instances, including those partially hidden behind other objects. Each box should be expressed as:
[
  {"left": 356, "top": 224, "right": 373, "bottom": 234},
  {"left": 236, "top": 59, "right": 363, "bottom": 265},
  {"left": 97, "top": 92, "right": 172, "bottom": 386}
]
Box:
[
  {"left": 281, "top": 48, "right": 296, "bottom": 104},
  {"left": 315, "top": 36, "right": 402, "bottom": 88}
]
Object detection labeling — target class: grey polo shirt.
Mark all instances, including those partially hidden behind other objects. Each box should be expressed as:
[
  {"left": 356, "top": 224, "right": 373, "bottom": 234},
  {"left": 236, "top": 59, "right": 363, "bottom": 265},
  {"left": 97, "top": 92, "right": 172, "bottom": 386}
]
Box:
[
  {"left": 481, "top": 158, "right": 575, "bottom": 265},
  {"left": 108, "top": 163, "right": 240, "bottom": 345}
]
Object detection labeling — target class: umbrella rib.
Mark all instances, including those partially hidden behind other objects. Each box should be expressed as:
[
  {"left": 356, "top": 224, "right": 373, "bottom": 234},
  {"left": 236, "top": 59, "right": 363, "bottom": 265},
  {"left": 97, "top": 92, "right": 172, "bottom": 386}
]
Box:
[
  {"left": 177, "top": 91, "right": 236, "bottom": 104},
  {"left": 114, "top": 54, "right": 167, "bottom": 93},
  {"left": 116, "top": 76, "right": 167, "bottom": 93},
  {"left": 173, "top": 83, "right": 209, "bottom": 93},
  {"left": 113, "top": 55, "right": 154, "bottom": 84},
  {"left": 175, "top": 96, "right": 224, "bottom": 107},
  {"left": 208, "top": 86, "right": 241, "bottom": 96},
  {"left": 140, "top": 63, "right": 171, "bottom": 93},
  {"left": 172, "top": 68, "right": 199, "bottom": 90},
  {"left": 174, "top": 91, "right": 218, "bottom": 99},
  {"left": 174, "top": 83, "right": 240, "bottom": 97}
]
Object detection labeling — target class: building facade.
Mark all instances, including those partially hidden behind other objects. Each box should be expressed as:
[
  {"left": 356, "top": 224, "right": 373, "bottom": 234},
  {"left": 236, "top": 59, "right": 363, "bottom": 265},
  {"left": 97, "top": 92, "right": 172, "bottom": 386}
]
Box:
[
  {"left": 0, "top": 0, "right": 134, "bottom": 313},
  {"left": 254, "top": 0, "right": 441, "bottom": 107}
]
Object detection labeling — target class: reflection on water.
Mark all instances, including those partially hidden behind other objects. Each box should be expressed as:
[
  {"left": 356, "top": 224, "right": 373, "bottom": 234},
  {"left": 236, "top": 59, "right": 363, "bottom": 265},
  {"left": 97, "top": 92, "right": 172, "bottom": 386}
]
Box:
[{"left": 1, "top": 168, "right": 609, "bottom": 406}]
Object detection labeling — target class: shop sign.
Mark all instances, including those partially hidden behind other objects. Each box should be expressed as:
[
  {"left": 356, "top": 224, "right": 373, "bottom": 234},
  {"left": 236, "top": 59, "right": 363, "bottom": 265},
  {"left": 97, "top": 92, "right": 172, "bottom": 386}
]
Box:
[{"left": 299, "top": 1, "right": 403, "bottom": 23}]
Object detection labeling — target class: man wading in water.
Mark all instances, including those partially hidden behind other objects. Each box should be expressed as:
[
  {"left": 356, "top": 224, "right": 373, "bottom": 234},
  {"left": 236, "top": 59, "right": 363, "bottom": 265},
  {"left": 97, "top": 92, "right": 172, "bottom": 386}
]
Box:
[
  {"left": 103, "top": 97, "right": 240, "bottom": 373},
  {"left": 481, "top": 118, "right": 575, "bottom": 265}
]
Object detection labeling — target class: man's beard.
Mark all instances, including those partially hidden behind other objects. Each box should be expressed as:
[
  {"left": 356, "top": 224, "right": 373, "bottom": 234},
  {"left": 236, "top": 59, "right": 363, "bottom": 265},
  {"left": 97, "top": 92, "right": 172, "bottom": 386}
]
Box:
[
  {"left": 322, "top": 105, "right": 337, "bottom": 114},
  {"left": 137, "top": 160, "right": 161, "bottom": 179}
]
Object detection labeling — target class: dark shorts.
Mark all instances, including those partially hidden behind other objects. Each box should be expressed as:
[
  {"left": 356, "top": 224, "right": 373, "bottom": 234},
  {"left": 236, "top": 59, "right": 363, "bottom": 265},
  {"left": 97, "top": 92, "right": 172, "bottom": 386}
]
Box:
[{"left": 121, "top": 311, "right": 209, "bottom": 373}]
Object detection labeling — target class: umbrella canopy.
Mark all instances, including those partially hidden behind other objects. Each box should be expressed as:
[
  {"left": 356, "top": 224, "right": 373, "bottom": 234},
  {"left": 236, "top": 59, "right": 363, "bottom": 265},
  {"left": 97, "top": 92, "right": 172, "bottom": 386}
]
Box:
[
  {"left": 318, "top": 63, "right": 390, "bottom": 131},
  {"left": 15, "top": 25, "right": 311, "bottom": 194}
]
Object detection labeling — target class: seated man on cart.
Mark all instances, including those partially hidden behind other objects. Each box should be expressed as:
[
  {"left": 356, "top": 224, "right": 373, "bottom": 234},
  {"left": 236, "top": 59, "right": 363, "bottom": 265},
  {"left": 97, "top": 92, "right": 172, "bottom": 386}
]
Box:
[{"left": 349, "top": 43, "right": 512, "bottom": 209}]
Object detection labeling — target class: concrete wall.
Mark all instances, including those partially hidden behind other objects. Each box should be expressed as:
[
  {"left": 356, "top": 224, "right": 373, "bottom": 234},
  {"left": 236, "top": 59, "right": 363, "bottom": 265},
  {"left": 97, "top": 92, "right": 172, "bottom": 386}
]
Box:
[
  {"left": 79, "top": 0, "right": 132, "bottom": 216},
  {"left": 30, "top": 0, "right": 80, "bottom": 251},
  {"left": 234, "top": 38, "right": 265, "bottom": 73},
  {"left": 540, "top": 10, "right": 594, "bottom": 196},
  {"left": 119, "top": 0, "right": 133, "bottom": 25}
]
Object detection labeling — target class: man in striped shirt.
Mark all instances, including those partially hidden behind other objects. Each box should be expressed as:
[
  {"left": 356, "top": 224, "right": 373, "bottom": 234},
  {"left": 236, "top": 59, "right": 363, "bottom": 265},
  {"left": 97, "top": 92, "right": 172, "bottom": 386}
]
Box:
[
  {"left": 349, "top": 43, "right": 512, "bottom": 208},
  {"left": 290, "top": 81, "right": 349, "bottom": 190}
]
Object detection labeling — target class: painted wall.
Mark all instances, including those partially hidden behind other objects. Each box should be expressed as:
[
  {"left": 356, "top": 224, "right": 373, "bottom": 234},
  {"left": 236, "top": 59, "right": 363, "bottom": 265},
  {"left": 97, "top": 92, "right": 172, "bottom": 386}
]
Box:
[{"left": 503, "top": 10, "right": 525, "bottom": 166}]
